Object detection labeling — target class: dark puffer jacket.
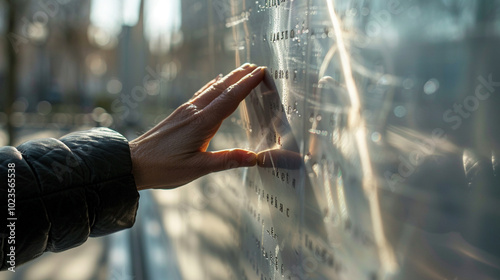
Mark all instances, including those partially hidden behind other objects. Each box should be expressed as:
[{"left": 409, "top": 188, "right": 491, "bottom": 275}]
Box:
[{"left": 0, "top": 128, "right": 140, "bottom": 270}]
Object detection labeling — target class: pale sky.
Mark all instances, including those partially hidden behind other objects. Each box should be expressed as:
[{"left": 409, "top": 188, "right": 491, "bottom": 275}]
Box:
[{"left": 90, "top": 0, "right": 181, "bottom": 42}]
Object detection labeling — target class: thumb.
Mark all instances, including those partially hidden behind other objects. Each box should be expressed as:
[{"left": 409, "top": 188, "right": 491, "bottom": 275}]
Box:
[{"left": 201, "top": 149, "right": 257, "bottom": 173}]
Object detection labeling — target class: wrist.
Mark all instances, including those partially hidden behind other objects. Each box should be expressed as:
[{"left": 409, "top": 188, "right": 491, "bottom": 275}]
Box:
[{"left": 129, "top": 141, "right": 147, "bottom": 191}]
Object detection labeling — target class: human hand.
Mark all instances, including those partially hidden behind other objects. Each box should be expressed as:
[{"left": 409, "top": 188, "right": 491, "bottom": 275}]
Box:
[{"left": 129, "top": 64, "right": 265, "bottom": 190}]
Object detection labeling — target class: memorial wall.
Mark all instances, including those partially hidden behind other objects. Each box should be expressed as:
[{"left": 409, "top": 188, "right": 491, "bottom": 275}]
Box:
[{"left": 154, "top": 1, "right": 500, "bottom": 279}]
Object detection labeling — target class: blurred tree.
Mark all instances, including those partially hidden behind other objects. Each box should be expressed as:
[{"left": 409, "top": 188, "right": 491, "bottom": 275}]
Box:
[
  {"left": 58, "top": 0, "right": 91, "bottom": 110},
  {"left": 4, "top": 0, "right": 22, "bottom": 145},
  {"left": 3, "top": 0, "right": 92, "bottom": 145}
]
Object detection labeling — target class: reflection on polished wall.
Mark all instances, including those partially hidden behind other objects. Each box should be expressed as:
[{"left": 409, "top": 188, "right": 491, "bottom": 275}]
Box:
[{"left": 156, "top": 1, "right": 500, "bottom": 279}]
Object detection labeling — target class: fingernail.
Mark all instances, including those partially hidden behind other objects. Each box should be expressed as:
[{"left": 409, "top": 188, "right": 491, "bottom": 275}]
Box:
[
  {"left": 241, "top": 63, "right": 251, "bottom": 69},
  {"left": 250, "top": 66, "right": 265, "bottom": 76},
  {"left": 215, "top": 73, "right": 224, "bottom": 81}
]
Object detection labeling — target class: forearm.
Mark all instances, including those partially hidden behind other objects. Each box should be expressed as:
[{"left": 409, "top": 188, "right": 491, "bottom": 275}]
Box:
[{"left": 0, "top": 128, "right": 139, "bottom": 270}]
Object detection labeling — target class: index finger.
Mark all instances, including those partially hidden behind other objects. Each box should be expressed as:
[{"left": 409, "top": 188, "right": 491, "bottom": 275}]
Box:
[
  {"left": 190, "top": 74, "right": 222, "bottom": 100},
  {"left": 203, "top": 66, "right": 266, "bottom": 123},
  {"left": 190, "top": 63, "right": 257, "bottom": 108}
]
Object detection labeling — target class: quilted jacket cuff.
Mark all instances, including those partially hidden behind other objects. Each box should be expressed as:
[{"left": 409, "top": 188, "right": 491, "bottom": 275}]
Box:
[
  {"left": 0, "top": 127, "right": 139, "bottom": 271},
  {"left": 57, "top": 127, "right": 140, "bottom": 237}
]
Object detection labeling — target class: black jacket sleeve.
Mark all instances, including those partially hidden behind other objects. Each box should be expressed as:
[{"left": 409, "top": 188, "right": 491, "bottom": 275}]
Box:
[{"left": 0, "top": 127, "right": 140, "bottom": 270}]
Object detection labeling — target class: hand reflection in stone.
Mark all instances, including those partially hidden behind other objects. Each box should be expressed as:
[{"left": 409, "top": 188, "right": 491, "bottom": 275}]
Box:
[{"left": 257, "top": 148, "right": 303, "bottom": 170}]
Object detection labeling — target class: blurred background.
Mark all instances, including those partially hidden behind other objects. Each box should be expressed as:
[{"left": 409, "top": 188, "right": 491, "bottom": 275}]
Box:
[
  {"left": 0, "top": 0, "right": 188, "bottom": 147},
  {"left": 1, "top": 0, "right": 245, "bottom": 278},
  {"left": 0, "top": 0, "right": 219, "bottom": 279},
  {"left": 4, "top": 1, "right": 500, "bottom": 279}
]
